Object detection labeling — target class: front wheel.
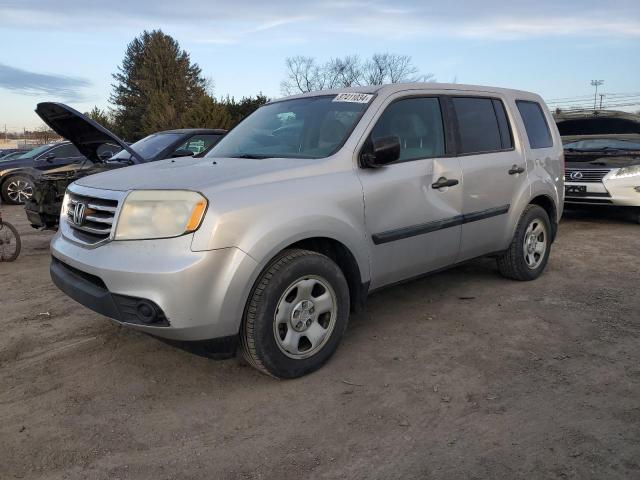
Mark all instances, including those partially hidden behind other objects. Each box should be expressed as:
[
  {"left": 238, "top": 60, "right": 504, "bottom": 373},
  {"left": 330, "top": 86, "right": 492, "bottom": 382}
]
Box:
[
  {"left": 2, "top": 175, "right": 34, "bottom": 205},
  {"left": 240, "top": 249, "right": 350, "bottom": 378},
  {"left": 0, "top": 221, "right": 21, "bottom": 262},
  {"left": 497, "top": 205, "right": 552, "bottom": 281}
]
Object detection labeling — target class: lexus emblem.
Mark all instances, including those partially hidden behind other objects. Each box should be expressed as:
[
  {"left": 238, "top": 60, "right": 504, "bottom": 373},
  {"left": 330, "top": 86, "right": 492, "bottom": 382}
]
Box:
[
  {"left": 72, "top": 202, "right": 86, "bottom": 226},
  {"left": 570, "top": 171, "right": 583, "bottom": 180}
]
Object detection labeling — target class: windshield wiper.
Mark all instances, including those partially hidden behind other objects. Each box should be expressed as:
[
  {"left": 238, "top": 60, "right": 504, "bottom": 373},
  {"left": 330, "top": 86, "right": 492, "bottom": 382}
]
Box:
[{"left": 228, "top": 153, "right": 273, "bottom": 159}]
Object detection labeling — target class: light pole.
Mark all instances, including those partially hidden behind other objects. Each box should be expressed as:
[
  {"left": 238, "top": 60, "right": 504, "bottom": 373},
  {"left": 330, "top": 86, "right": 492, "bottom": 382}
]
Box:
[{"left": 591, "top": 80, "right": 604, "bottom": 110}]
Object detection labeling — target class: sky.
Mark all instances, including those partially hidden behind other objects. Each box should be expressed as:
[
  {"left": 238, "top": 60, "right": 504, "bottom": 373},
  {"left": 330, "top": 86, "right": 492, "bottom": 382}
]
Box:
[{"left": 0, "top": 0, "right": 639, "bottom": 131}]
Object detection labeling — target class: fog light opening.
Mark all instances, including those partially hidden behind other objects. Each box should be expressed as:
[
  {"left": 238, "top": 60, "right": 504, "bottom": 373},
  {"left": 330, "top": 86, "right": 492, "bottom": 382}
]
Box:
[
  {"left": 634, "top": 186, "right": 640, "bottom": 193},
  {"left": 136, "top": 301, "right": 159, "bottom": 324}
]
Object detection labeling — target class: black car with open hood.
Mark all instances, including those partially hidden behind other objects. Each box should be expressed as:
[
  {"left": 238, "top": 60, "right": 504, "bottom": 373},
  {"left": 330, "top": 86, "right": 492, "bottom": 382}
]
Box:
[{"left": 24, "top": 102, "right": 226, "bottom": 229}]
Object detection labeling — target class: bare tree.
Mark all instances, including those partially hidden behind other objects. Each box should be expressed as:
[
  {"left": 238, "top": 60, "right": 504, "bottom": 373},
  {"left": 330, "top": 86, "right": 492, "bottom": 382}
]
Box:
[
  {"left": 325, "top": 55, "right": 363, "bottom": 89},
  {"left": 280, "top": 56, "right": 326, "bottom": 95},
  {"left": 363, "top": 53, "right": 430, "bottom": 85},
  {"left": 281, "top": 53, "right": 432, "bottom": 95}
]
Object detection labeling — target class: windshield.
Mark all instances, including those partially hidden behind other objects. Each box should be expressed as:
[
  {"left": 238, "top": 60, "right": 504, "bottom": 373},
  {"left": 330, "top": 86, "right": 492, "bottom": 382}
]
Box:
[
  {"left": 12, "top": 144, "right": 52, "bottom": 160},
  {"left": 111, "top": 133, "right": 183, "bottom": 161},
  {"left": 206, "top": 95, "right": 371, "bottom": 159},
  {"left": 564, "top": 138, "right": 640, "bottom": 151}
]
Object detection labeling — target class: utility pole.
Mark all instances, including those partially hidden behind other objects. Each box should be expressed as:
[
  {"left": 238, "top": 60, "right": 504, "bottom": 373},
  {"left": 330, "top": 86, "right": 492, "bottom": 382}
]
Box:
[
  {"left": 591, "top": 80, "right": 604, "bottom": 110},
  {"left": 599, "top": 94, "right": 605, "bottom": 110}
]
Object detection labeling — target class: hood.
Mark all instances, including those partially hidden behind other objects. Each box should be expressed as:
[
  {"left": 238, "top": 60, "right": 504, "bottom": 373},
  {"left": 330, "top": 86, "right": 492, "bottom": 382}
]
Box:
[
  {"left": 556, "top": 111, "right": 640, "bottom": 143},
  {"left": 35, "top": 102, "right": 143, "bottom": 163},
  {"left": 565, "top": 153, "right": 640, "bottom": 168},
  {"left": 74, "top": 156, "right": 320, "bottom": 193}
]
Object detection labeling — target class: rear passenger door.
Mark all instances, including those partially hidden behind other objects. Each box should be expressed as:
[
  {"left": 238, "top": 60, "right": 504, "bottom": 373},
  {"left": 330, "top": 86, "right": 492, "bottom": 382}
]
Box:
[
  {"left": 451, "top": 96, "right": 525, "bottom": 261},
  {"left": 357, "top": 95, "right": 463, "bottom": 289}
]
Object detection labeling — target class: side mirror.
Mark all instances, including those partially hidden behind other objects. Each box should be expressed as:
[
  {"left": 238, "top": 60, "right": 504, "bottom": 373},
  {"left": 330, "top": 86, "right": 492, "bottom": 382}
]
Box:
[
  {"left": 172, "top": 149, "right": 193, "bottom": 158},
  {"left": 361, "top": 136, "right": 400, "bottom": 168},
  {"left": 45, "top": 152, "right": 56, "bottom": 162}
]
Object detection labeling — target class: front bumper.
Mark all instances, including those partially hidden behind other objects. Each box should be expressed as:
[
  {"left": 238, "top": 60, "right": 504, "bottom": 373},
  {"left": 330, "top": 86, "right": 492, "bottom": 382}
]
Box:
[
  {"left": 565, "top": 176, "right": 640, "bottom": 207},
  {"left": 50, "top": 230, "right": 259, "bottom": 341}
]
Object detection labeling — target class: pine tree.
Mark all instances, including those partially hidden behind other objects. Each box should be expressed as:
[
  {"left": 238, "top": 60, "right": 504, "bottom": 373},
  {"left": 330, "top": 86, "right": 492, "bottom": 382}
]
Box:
[
  {"left": 181, "top": 95, "right": 233, "bottom": 130},
  {"left": 86, "top": 106, "right": 114, "bottom": 131},
  {"left": 110, "top": 30, "right": 207, "bottom": 140}
]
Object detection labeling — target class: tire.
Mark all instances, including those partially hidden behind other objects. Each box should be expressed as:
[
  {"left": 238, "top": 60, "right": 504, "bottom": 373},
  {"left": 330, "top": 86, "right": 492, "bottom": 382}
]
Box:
[
  {"left": 1, "top": 175, "right": 34, "bottom": 205},
  {"left": 497, "top": 205, "right": 552, "bottom": 281},
  {"left": 0, "top": 221, "right": 21, "bottom": 262},
  {"left": 240, "top": 249, "right": 350, "bottom": 379}
]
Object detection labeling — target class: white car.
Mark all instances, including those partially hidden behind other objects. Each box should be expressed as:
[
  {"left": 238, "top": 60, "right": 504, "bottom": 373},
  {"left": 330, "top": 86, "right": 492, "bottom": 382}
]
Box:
[{"left": 557, "top": 111, "right": 640, "bottom": 222}]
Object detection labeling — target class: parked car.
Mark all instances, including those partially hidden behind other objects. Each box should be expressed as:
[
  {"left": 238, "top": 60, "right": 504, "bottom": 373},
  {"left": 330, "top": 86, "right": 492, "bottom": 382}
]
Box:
[
  {"left": 0, "top": 141, "right": 100, "bottom": 204},
  {"left": 25, "top": 102, "right": 227, "bottom": 229},
  {"left": 556, "top": 110, "right": 640, "bottom": 222},
  {"left": 0, "top": 148, "right": 30, "bottom": 159},
  {"left": 49, "top": 83, "right": 563, "bottom": 378}
]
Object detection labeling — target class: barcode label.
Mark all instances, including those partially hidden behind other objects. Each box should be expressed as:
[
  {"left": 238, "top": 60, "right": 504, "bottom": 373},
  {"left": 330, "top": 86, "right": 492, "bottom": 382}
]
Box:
[{"left": 333, "top": 93, "right": 374, "bottom": 103}]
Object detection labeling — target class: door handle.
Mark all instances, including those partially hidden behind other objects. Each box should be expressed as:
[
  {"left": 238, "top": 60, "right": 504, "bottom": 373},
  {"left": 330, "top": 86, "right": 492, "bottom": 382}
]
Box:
[
  {"left": 508, "top": 165, "right": 525, "bottom": 175},
  {"left": 431, "top": 177, "right": 459, "bottom": 189}
]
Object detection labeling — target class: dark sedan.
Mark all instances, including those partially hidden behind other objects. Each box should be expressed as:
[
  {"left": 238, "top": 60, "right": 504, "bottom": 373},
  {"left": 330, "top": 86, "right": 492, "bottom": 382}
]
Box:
[
  {"left": 25, "top": 102, "right": 227, "bottom": 228},
  {"left": 0, "top": 141, "right": 120, "bottom": 204}
]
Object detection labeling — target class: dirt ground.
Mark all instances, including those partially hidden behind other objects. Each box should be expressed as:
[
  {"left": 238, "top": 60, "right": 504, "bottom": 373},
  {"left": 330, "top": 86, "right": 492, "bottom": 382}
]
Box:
[{"left": 1, "top": 204, "right": 639, "bottom": 480}]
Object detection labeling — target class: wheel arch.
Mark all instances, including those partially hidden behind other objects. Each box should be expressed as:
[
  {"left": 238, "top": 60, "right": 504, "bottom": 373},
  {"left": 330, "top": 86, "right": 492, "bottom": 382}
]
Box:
[
  {"left": 284, "top": 236, "right": 368, "bottom": 312},
  {"left": 529, "top": 194, "right": 558, "bottom": 241}
]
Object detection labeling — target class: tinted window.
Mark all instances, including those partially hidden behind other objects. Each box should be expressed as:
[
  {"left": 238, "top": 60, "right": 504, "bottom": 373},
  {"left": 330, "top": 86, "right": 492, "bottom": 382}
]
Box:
[
  {"left": 517, "top": 100, "right": 553, "bottom": 149},
  {"left": 452, "top": 97, "right": 502, "bottom": 154},
  {"left": 48, "top": 144, "right": 81, "bottom": 158},
  {"left": 370, "top": 97, "right": 445, "bottom": 162},
  {"left": 492, "top": 99, "right": 513, "bottom": 149}
]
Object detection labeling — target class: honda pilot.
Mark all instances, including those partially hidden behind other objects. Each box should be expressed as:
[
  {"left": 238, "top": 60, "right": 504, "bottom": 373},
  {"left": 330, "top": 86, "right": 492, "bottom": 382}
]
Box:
[{"left": 49, "top": 83, "right": 564, "bottom": 378}]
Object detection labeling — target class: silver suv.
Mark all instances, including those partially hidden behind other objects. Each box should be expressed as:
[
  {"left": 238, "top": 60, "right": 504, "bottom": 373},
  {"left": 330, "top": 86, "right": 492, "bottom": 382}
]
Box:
[{"left": 50, "top": 83, "right": 564, "bottom": 378}]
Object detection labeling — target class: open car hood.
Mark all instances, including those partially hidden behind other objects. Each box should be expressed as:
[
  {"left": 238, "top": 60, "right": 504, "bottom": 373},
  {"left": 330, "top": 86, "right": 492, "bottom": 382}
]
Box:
[{"left": 35, "top": 102, "right": 143, "bottom": 164}]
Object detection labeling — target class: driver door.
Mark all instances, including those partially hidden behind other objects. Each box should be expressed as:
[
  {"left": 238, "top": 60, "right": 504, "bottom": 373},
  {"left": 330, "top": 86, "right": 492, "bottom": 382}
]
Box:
[{"left": 357, "top": 95, "right": 463, "bottom": 289}]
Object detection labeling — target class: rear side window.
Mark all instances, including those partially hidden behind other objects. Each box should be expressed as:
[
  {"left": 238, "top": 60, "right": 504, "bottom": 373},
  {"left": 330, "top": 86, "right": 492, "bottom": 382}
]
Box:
[
  {"left": 516, "top": 100, "right": 553, "bottom": 149},
  {"left": 452, "top": 97, "right": 505, "bottom": 154},
  {"left": 371, "top": 97, "right": 446, "bottom": 162}
]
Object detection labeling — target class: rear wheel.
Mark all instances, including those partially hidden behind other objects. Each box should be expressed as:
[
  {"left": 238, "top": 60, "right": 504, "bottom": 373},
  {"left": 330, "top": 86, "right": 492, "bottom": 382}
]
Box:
[
  {"left": 497, "top": 205, "right": 551, "bottom": 281},
  {"left": 2, "top": 175, "right": 34, "bottom": 205},
  {"left": 240, "top": 249, "right": 350, "bottom": 378}
]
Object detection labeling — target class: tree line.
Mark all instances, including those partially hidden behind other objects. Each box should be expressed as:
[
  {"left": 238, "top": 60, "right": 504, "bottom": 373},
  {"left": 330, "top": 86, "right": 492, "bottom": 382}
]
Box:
[
  {"left": 280, "top": 53, "right": 433, "bottom": 95},
  {"left": 84, "top": 30, "right": 430, "bottom": 142},
  {"left": 89, "top": 30, "right": 268, "bottom": 142}
]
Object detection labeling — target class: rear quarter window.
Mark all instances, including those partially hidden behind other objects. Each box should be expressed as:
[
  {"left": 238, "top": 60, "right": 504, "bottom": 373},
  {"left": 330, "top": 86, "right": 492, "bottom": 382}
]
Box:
[{"left": 516, "top": 100, "right": 553, "bottom": 149}]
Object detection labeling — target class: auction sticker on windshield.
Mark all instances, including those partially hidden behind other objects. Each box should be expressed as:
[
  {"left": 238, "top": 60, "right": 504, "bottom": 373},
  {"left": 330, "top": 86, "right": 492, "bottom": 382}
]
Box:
[{"left": 333, "top": 93, "right": 374, "bottom": 103}]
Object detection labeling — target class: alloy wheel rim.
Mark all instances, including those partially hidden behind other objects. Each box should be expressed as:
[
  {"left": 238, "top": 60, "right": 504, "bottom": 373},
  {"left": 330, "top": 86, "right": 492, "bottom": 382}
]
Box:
[
  {"left": 273, "top": 275, "right": 337, "bottom": 359},
  {"left": 7, "top": 180, "right": 33, "bottom": 203},
  {"left": 523, "top": 218, "right": 547, "bottom": 269}
]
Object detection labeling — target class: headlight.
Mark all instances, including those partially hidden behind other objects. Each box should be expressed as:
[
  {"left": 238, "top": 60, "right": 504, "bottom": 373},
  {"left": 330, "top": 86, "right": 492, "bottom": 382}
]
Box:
[
  {"left": 114, "top": 190, "right": 208, "bottom": 240},
  {"left": 611, "top": 165, "right": 640, "bottom": 179},
  {"left": 61, "top": 192, "right": 70, "bottom": 218}
]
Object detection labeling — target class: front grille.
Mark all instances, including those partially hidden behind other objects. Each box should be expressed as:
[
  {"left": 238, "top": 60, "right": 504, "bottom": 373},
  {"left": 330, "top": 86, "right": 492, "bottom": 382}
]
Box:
[
  {"left": 66, "top": 192, "right": 118, "bottom": 243},
  {"left": 564, "top": 168, "right": 611, "bottom": 183}
]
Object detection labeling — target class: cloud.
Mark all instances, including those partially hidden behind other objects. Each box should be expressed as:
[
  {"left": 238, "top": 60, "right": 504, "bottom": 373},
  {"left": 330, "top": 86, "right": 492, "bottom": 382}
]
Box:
[
  {"left": 0, "top": 63, "right": 92, "bottom": 101},
  {"left": 0, "top": 0, "right": 638, "bottom": 43}
]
